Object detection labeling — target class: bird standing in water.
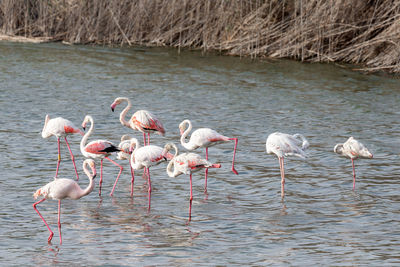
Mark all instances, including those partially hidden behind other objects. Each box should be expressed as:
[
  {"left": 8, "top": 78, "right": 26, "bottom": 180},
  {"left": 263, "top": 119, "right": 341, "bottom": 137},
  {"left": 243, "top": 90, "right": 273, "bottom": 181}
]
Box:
[
  {"left": 334, "top": 136, "right": 373, "bottom": 190},
  {"left": 42, "top": 115, "right": 83, "bottom": 180},
  {"left": 179, "top": 119, "right": 238, "bottom": 193},
  {"left": 266, "top": 132, "right": 309, "bottom": 198},
  {"left": 33, "top": 159, "right": 97, "bottom": 245},
  {"left": 110, "top": 97, "right": 165, "bottom": 146},
  {"left": 80, "top": 115, "right": 122, "bottom": 196}
]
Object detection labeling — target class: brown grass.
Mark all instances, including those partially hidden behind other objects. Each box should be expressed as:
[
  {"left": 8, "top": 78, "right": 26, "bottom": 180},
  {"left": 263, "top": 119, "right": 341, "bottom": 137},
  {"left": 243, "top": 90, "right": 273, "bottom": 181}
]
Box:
[{"left": 1, "top": 0, "right": 400, "bottom": 73}]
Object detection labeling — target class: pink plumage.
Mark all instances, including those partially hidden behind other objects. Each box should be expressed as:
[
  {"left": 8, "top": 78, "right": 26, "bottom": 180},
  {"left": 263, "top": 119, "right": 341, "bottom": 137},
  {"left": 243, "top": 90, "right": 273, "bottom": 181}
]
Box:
[
  {"left": 111, "top": 97, "right": 165, "bottom": 146},
  {"left": 179, "top": 119, "right": 238, "bottom": 192},
  {"left": 80, "top": 115, "right": 122, "bottom": 196},
  {"left": 42, "top": 114, "right": 83, "bottom": 180},
  {"left": 33, "top": 159, "right": 96, "bottom": 244}
]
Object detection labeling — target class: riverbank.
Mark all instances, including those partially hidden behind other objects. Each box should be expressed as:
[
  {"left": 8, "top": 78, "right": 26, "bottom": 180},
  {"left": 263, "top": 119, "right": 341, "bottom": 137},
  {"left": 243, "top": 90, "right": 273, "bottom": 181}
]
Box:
[{"left": 1, "top": 0, "right": 399, "bottom": 74}]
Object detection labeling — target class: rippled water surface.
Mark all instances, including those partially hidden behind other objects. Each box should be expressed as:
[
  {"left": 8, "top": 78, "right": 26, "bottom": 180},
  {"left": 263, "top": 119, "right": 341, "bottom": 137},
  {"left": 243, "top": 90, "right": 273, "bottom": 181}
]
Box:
[{"left": 1, "top": 42, "right": 400, "bottom": 266}]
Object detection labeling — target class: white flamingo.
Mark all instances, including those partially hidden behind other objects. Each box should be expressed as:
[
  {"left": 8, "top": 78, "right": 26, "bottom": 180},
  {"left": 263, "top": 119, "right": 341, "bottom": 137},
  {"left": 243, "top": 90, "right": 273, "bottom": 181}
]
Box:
[
  {"left": 110, "top": 97, "right": 165, "bottom": 146},
  {"left": 33, "top": 159, "right": 97, "bottom": 245},
  {"left": 179, "top": 119, "right": 238, "bottom": 192},
  {"left": 266, "top": 132, "right": 309, "bottom": 198},
  {"left": 42, "top": 115, "right": 83, "bottom": 180},
  {"left": 334, "top": 136, "right": 373, "bottom": 190},
  {"left": 80, "top": 115, "right": 122, "bottom": 196},
  {"left": 165, "top": 143, "right": 221, "bottom": 221},
  {"left": 129, "top": 140, "right": 174, "bottom": 209}
]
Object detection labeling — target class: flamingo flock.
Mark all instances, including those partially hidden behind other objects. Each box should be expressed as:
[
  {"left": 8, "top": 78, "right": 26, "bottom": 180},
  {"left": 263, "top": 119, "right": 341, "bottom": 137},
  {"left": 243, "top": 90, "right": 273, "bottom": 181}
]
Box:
[{"left": 34, "top": 96, "right": 374, "bottom": 244}]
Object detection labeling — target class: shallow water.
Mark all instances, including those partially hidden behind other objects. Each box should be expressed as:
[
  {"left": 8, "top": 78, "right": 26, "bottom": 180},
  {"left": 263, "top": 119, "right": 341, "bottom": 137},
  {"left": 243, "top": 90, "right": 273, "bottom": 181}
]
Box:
[{"left": 1, "top": 42, "right": 400, "bottom": 266}]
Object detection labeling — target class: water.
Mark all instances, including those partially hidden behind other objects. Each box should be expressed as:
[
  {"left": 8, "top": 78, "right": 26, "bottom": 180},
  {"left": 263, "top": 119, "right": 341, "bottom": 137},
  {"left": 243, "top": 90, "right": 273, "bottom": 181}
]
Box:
[{"left": 1, "top": 41, "right": 400, "bottom": 266}]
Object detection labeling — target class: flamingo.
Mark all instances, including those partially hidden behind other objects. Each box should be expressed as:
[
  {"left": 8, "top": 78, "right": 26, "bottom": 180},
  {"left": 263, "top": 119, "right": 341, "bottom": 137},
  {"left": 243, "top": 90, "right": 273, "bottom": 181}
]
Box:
[
  {"left": 110, "top": 97, "right": 165, "bottom": 146},
  {"left": 334, "top": 136, "right": 373, "bottom": 190},
  {"left": 42, "top": 115, "right": 83, "bottom": 180},
  {"left": 129, "top": 140, "right": 174, "bottom": 209},
  {"left": 266, "top": 132, "right": 309, "bottom": 198},
  {"left": 80, "top": 115, "right": 122, "bottom": 197},
  {"left": 179, "top": 119, "right": 238, "bottom": 192},
  {"left": 165, "top": 143, "right": 221, "bottom": 221},
  {"left": 113, "top": 135, "right": 136, "bottom": 196},
  {"left": 33, "top": 159, "right": 97, "bottom": 244}
]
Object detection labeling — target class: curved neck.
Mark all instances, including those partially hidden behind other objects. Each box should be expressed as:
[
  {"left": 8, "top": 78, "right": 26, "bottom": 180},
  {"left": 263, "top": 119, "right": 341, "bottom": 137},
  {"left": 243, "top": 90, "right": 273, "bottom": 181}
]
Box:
[
  {"left": 180, "top": 120, "right": 193, "bottom": 150},
  {"left": 80, "top": 116, "right": 94, "bottom": 155},
  {"left": 119, "top": 98, "right": 131, "bottom": 128},
  {"left": 129, "top": 139, "right": 140, "bottom": 169},
  {"left": 41, "top": 115, "right": 50, "bottom": 138},
  {"left": 80, "top": 161, "right": 96, "bottom": 198},
  {"left": 166, "top": 160, "right": 179, "bottom": 177}
]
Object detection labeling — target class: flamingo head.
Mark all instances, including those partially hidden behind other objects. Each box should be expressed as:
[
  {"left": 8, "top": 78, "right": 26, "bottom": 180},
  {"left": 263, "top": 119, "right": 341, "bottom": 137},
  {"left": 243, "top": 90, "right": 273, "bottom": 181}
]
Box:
[
  {"left": 110, "top": 97, "right": 124, "bottom": 112},
  {"left": 87, "top": 159, "right": 97, "bottom": 179},
  {"left": 81, "top": 115, "right": 91, "bottom": 131}
]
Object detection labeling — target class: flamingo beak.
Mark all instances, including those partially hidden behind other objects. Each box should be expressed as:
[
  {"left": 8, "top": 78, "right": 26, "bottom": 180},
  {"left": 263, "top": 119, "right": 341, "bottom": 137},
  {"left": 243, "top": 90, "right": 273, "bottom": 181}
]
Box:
[
  {"left": 92, "top": 174, "right": 97, "bottom": 179},
  {"left": 111, "top": 103, "right": 116, "bottom": 112}
]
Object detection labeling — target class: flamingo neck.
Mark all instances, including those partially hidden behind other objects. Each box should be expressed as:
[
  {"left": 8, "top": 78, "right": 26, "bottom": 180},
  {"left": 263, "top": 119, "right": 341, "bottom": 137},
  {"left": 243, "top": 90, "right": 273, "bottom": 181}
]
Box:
[
  {"left": 129, "top": 141, "right": 140, "bottom": 169},
  {"left": 80, "top": 116, "right": 94, "bottom": 156},
  {"left": 119, "top": 97, "right": 131, "bottom": 128},
  {"left": 166, "top": 160, "right": 180, "bottom": 177},
  {"left": 41, "top": 115, "right": 50, "bottom": 138},
  {"left": 180, "top": 120, "right": 195, "bottom": 150},
  {"left": 80, "top": 160, "right": 96, "bottom": 198}
]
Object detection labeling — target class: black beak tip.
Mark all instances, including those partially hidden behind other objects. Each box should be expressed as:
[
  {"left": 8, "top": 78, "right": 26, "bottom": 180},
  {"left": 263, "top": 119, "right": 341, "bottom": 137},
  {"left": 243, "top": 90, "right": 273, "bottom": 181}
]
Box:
[
  {"left": 111, "top": 107, "right": 114, "bottom": 112},
  {"left": 92, "top": 174, "right": 97, "bottom": 180}
]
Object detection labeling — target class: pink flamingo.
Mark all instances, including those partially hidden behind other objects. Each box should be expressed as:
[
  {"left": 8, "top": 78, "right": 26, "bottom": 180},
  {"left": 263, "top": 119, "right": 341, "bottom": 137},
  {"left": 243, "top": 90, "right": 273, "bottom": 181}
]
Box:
[
  {"left": 42, "top": 115, "right": 83, "bottom": 180},
  {"left": 33, "top": 159, "right": 97, "bottom": 244},
  {"left": 114, "top": 135, "right": 136, "bottom": 196},
  {"left": 334, "top": 136, "right": 373, "bottom": 190},
  {"left": 165, "top": 143, "right": 221, "bottom": 221},
  {"left": 110, "top": 97, "right": 165, "bottom": 146},
  {"left": 266, "top": 132, "right": 309, "bottom": 198},
  {"left": 129, "top": 140, "right": 174, "bottom": 209},
  {"left": 80, "top": 115, "right": 122, "bottom": 197},
  {"left": 179, "top": 119, "right": 238, "bottom": 192}
]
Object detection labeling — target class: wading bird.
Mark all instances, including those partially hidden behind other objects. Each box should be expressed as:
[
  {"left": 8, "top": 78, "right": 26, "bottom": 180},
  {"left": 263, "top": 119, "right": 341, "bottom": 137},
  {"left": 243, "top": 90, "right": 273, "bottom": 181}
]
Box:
[
  {"left": 334, "top": 136, "right": 373, "bottom": 190},
  {"left": 165, "top": 143, "right": 221, "bottom": 221},
  {"left": 80, "top": 115, "right": 122, "bottom": 196},
  {"left": 33, "top": 159, "right": 97, "bottom": 245},
  {"left": 42, "top": 115, "right": 83, "bottom": 180},
  {"left": 266, "top": 132, "right": 309, "bottom": 198},
  {"left": 129, "top": 140, "right": 174, "bottom": 209},
  {"left": 179, "top": 119, "right": 238, "bottom": 192},
  {"left": 110, "top": 97, "right": 165, "bottom": 146}
]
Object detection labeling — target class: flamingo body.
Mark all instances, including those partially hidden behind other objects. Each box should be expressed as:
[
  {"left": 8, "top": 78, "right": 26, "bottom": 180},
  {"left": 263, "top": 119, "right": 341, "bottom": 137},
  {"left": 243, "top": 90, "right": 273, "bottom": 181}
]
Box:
[
  {"left": 80, "top": 115, "right": 122, "bottom": 196},
  {"left": 33, "top": 159, "right": 96, "bottom": 244},
  {"left": 42, "top": 115, "right": 83, "bottom": 180},
  {"left": 179, "top": 119, "right": 238, "bottom": 191},
  {"left": 166, "top": 143, "right": 221, "bottom": 221},
  {"left": 334, "top": 137, "right": 373, "bottom": 190},
  {"left": 111, "top": 97, "right": 165, "bottom": 146},
  {"left": 266, "top": 132, "right": 309, "bottom": 198}
]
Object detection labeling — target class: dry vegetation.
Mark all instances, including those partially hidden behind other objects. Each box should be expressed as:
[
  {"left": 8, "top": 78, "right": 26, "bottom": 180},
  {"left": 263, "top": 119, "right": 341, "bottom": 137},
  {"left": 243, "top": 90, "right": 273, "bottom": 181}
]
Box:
[{"left": 1, "top": 0, "right": 400, "bottom": 73}]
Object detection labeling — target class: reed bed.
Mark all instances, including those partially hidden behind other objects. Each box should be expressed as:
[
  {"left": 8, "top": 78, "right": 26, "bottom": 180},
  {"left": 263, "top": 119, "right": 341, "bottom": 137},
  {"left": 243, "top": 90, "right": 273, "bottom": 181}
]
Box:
[{"left": 1, "top": 0, "right": 400, "bottom": 73}]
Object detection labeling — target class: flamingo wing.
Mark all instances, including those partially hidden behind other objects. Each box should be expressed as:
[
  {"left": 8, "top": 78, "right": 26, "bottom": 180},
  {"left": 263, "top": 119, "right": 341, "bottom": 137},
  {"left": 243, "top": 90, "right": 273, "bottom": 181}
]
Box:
[
  {"left": 85, "top": 141, "right": 119, "bottom": 154},
  {"left": 131, "top": 110, "right": 165, "bottom": 135}
]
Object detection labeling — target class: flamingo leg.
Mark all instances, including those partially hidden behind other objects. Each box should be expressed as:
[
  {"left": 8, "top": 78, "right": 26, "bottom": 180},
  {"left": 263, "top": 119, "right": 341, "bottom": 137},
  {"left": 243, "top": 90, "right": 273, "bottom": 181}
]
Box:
[
  {"left": 58, "top": 200, "right": 62, "bottom": 245},
  {"left": 129, "top": 158, "right": 135, "bottom": 197},
  {"left": 188, "top": 173, "right": 193, "bottom": 222},
  {"left": 147, "top": 167, "right": 152, "bottom": 211},
  {"left": 204, "top": 147, "right": 209, "bottom": 193},
  {"left": 229, "top": 138, "right": 239, "bottom": 175},
  {"left": 147, "top": 133, "right": 150, "bottom": 145},
  {"left": 99, "top": 159, "right": 104, "bottom": 196},
  {"left": 107, "top": 157, "right": 124, "bottom": 197},
  {"left": 64, "top": 137, "right": 79, "bottom": 181},
  {"left": 55, "top": 137, "right": 61, "bottom": 178},
  {"left": 352, "top": 159, "right": 356, "bottom": 190},
  {"left": 279, "top": 157, "right": 285, "bottom": 198},
  {"left": 33, "top": 198, "right": 54, "bottom": 243}
]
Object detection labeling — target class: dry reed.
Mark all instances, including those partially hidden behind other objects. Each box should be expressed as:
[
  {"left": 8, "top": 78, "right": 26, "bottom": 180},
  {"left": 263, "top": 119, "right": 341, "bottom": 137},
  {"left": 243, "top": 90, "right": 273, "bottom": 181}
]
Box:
[{"left": 1, "top": 0, "right": 400, "bottom": 73}]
